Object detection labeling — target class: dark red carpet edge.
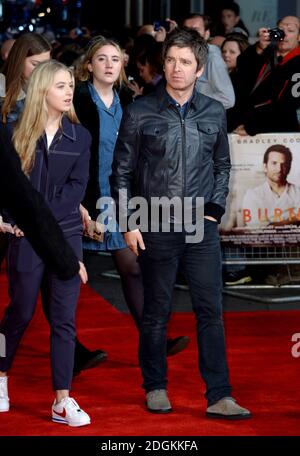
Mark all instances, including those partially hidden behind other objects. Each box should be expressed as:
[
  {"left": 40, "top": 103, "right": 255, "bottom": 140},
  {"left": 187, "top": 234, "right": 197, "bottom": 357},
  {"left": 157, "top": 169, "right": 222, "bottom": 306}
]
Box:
[{"left": 0, "top": 270, "right": 300, "bottom": 436}]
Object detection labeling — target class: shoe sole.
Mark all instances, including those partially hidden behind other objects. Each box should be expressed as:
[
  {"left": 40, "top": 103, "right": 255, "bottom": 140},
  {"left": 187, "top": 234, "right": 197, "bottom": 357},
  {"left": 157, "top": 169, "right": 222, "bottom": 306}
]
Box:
[
  {"left": 0, "top": 407, "right": 9, "bottom": 412},
  {"left": 206, "top": 411, "right": 252, "bottom": 420},
  {"left": 225, "top": 276, "right": 252, "bottom": 286},
  {"left": 146, "top": 406, "right": 173, "bottom": 414},
  {"left": 167, "top": 336, "right": 190, "bottom": 357},
  {"left": 52, "top": 416, "right": 91, "bottom": 427}
]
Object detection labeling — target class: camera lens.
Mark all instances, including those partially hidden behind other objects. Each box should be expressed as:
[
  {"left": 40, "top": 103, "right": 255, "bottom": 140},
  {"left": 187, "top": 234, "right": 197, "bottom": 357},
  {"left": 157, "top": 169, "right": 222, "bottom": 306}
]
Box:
[{"left": 268, "top": 27, "right": 285, "bottom": 41}]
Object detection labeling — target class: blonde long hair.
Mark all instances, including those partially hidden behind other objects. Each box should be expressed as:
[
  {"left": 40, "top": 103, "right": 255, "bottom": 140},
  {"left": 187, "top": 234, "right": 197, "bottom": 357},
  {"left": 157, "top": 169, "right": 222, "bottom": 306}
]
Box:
[
  {"left": 13, "top": 60, "right": 79, "bottom": 175},
  {"left": 74, "top": 35, "right": 128, "bottom": 87}
]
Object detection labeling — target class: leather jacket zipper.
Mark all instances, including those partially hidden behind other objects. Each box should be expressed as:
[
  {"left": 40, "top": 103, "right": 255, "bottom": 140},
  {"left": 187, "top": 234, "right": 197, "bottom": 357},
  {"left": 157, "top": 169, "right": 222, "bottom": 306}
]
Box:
[{"left": 181, "top": 118, "right": 186, "bottom": 197}]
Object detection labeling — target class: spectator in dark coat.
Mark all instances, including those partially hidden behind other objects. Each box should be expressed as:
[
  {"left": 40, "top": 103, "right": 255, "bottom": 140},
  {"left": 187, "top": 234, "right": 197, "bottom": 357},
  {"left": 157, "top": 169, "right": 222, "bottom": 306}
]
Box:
[
  {"left": 221, "top": 34, "right": 249, "bottom": 132},
  {"left": 234, "top": 16, "right": 300, "bottom": 136}
]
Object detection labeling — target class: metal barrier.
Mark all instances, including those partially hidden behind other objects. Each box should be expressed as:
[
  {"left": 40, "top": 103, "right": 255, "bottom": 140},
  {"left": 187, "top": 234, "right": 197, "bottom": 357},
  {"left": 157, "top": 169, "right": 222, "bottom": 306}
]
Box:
[
  {"left": 223, "top": 245, "right": 300, "bottom": 265},
  {"left": 97, "top": 247, "right": 300, "bottom": 303},
  {"left": 222, "top": 245, "right": 300, "bottom": 303}
]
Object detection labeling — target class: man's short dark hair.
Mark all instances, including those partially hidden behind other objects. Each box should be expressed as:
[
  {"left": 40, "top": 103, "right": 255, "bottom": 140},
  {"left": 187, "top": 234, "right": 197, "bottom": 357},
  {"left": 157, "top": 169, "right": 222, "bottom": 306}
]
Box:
[
  {"left": 263, "top": 144, "right": 293, "bottom": 174},
  {"left": 162, "top": 27, "right": 208, "bottom": 71},
  {"left": 183, "top": 13, "right": 212, "bottom": 32},
  {"left": 221, "top": 2, "right": 240, "bottom": 16}
]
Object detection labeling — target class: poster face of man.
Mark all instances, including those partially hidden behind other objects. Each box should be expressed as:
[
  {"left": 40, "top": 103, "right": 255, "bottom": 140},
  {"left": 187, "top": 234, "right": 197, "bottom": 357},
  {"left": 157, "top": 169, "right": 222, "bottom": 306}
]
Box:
[
  {"left": 219, "top": 133, "right": 300, "bottom": 247},
  {"left": 264, "top": 152, "right": 289, "bottom": 187}
]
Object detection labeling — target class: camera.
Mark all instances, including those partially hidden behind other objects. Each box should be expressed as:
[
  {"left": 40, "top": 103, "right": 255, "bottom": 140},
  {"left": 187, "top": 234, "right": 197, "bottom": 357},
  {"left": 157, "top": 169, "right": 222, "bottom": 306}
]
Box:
[
  {"left": 268, "top": 27, "right": 285, "bottom": 41},
  {"left": 153, "top": 20, "right": 171, "bottom": 32}
]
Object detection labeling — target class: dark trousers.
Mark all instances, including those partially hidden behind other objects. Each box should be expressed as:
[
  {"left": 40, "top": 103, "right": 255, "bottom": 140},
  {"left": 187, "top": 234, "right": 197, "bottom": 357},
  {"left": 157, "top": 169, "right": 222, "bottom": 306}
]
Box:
[
  {"left": 0, "top": 235, "right": 81, "bottom": 390},
  {"left": 0, "top": 233, "right": 8, "bottom": 269},
  {"left": 138, "top": 220, "right": 231, "bottom": 406}
]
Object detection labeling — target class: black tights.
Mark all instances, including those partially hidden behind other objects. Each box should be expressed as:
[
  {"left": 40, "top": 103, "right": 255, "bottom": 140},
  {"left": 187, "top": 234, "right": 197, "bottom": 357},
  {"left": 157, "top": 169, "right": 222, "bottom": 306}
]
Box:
[
  {"left": 74, "top": 248, "right": 144, "bottom": 355},
  {"left": 111, "top": 247, "right": 143, "bottom": 330}
]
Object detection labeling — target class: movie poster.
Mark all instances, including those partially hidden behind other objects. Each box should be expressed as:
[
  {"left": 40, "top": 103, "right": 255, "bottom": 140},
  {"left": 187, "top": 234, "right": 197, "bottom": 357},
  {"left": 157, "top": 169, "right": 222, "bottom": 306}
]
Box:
[{"left": 220, "top": 133, "right": 300, "bottom": 246}]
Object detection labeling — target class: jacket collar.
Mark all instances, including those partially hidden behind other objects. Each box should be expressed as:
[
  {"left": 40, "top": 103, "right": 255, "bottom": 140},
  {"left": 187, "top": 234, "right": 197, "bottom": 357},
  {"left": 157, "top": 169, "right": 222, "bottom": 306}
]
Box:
[
  {"left": 279, "top": 45, "right": 300, "bottom": 65},
  {"left": 156, "top": 80, "right": 200, "bottom": 114},
  {"left": 60, "top": 115, "right": 77, "bottom": 141},
  {"left": 41, "top": 115, "right": 77, "bottom": 148}
]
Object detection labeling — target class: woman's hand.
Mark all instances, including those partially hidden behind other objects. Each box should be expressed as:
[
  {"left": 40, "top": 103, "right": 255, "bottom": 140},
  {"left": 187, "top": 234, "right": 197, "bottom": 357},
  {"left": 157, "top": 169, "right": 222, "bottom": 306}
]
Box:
[
  {"left": 165, "top": 18, "right": 178, "bottom": 32},
  {"left": 0, "top": 216, "right": 14, "bottom": 234},
  {"left": 0, "top": 216, "right": 5, "bottom": 233},
  {"left": 155, "top": 26, "right": 167, "bottom": 42},
  {"left": 13, "top": 225, "right": 24, "bottom": 237},
  {"left": 128, "top": 80, "right": 144, "bottom": 98},
  {"left": 78, "top": 261, "right": 88, "bottom": 284},
  {"left": 79, "top": 204, "right": 90, "bottom": 231}
]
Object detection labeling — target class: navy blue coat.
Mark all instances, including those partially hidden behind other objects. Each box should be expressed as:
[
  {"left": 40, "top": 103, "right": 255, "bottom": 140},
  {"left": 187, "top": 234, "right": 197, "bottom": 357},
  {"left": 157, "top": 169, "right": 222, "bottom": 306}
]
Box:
[
  {"left": 11, "top": 116, "right": 91, "bottom": 272},
  {"left": 0, "top": 126, "right": 80, "bottom": 279}
]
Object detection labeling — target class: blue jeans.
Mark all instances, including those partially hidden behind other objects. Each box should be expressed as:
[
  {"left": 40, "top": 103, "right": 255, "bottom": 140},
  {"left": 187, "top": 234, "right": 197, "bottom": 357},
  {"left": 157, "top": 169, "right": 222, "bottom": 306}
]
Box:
[{"left": 138, "top": 220, "right": 231, "bottom": 405}]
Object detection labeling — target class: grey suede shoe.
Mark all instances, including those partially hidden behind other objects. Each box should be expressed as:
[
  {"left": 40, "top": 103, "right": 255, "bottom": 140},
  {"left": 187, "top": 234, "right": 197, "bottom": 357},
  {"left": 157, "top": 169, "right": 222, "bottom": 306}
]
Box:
[
  {"left": 146, "top": 389, "right": 172, "bottom": 414},
  {"left": 206, "top": 397, "right": 251, "bottom": 420}
]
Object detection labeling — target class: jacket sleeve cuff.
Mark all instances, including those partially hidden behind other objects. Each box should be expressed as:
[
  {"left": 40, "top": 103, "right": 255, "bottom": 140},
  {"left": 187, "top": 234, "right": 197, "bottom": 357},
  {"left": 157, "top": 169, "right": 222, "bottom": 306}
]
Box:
[{"left": 204, "top": 202, "right": 225, "bottom": 224}]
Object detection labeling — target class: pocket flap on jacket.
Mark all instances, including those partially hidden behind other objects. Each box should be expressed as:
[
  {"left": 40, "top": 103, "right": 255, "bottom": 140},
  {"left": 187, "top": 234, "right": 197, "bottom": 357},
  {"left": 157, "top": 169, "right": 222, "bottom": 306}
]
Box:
[
  {"left": 197, "top": 123, "right": 219, "bottom": 134},
  {"left": 142, "top": 123, "right": 168, "bottom": 136}
]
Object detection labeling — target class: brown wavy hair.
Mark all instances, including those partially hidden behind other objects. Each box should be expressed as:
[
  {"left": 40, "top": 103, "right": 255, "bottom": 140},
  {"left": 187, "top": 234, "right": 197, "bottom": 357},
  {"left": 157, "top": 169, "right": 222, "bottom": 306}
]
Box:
[
  {"left": 1, "top": 33, "right": 51, "bottom": 123},
  {"left": 74, "top": 35, "right": 128, "bottom": 87}
]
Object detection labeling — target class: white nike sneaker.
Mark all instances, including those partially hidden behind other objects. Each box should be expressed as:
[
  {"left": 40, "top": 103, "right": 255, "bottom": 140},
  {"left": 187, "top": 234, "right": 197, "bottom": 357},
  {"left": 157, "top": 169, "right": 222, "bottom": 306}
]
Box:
[
  {"left": 0, "top": 376, "right": 9, "bottom": 412},
  {"left": 52, "top": 397, "right": 90, "bottom": 427}
]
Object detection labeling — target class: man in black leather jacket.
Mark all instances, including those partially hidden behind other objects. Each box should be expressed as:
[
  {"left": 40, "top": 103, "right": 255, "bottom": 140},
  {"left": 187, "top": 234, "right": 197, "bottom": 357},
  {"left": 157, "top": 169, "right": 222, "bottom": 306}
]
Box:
[{"left": 111, "top": 27, "right": 251, "bottom": 420}]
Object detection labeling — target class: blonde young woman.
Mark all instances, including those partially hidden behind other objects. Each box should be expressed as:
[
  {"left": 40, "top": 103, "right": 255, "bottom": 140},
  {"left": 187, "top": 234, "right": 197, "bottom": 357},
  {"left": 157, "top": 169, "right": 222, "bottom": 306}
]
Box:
[
  {"left": 0, "top": 61, "right": 91, "bottom": 427},
  {"left": 74, "top": 36, "right": 188, "bottom": 356},
  {"left": 0, "top": 32, "right": 103, "bottom": 376}
]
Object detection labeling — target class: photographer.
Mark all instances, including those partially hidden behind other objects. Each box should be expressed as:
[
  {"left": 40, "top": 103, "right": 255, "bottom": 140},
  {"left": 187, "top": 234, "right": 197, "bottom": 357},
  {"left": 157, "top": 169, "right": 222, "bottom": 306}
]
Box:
[{"left": 233, "top": 16, "right": 300, "bottom": 135}]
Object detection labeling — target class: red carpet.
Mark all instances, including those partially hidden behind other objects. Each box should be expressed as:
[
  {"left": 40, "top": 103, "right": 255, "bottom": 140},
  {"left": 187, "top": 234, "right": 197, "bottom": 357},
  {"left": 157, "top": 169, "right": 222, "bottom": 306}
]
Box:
[{"left": 0, "top": 269, "right": 300, "bottom": 436}]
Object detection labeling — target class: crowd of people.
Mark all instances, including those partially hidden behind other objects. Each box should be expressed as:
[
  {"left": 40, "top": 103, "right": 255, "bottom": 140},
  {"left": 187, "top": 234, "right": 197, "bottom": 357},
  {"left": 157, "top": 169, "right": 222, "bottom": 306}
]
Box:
[{"left": 0, "top": 1, "right": 299, "bottom": 427}]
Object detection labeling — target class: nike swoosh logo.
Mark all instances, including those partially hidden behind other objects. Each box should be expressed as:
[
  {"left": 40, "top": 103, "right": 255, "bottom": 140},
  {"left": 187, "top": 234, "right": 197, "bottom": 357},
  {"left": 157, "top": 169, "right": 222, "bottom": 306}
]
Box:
[{"left": 54, "top": 408, "right": 67, "bottom": 418}]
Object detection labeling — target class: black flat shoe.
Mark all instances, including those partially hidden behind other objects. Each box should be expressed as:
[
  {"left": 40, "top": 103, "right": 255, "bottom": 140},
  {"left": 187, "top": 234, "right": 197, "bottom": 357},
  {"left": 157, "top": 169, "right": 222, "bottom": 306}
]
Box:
[
  {"left": 166, "top": 336, "right": 190, "bottom": 357},
  {"left": 73, "top": 349, "right": 108, "bottom": 376}
]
